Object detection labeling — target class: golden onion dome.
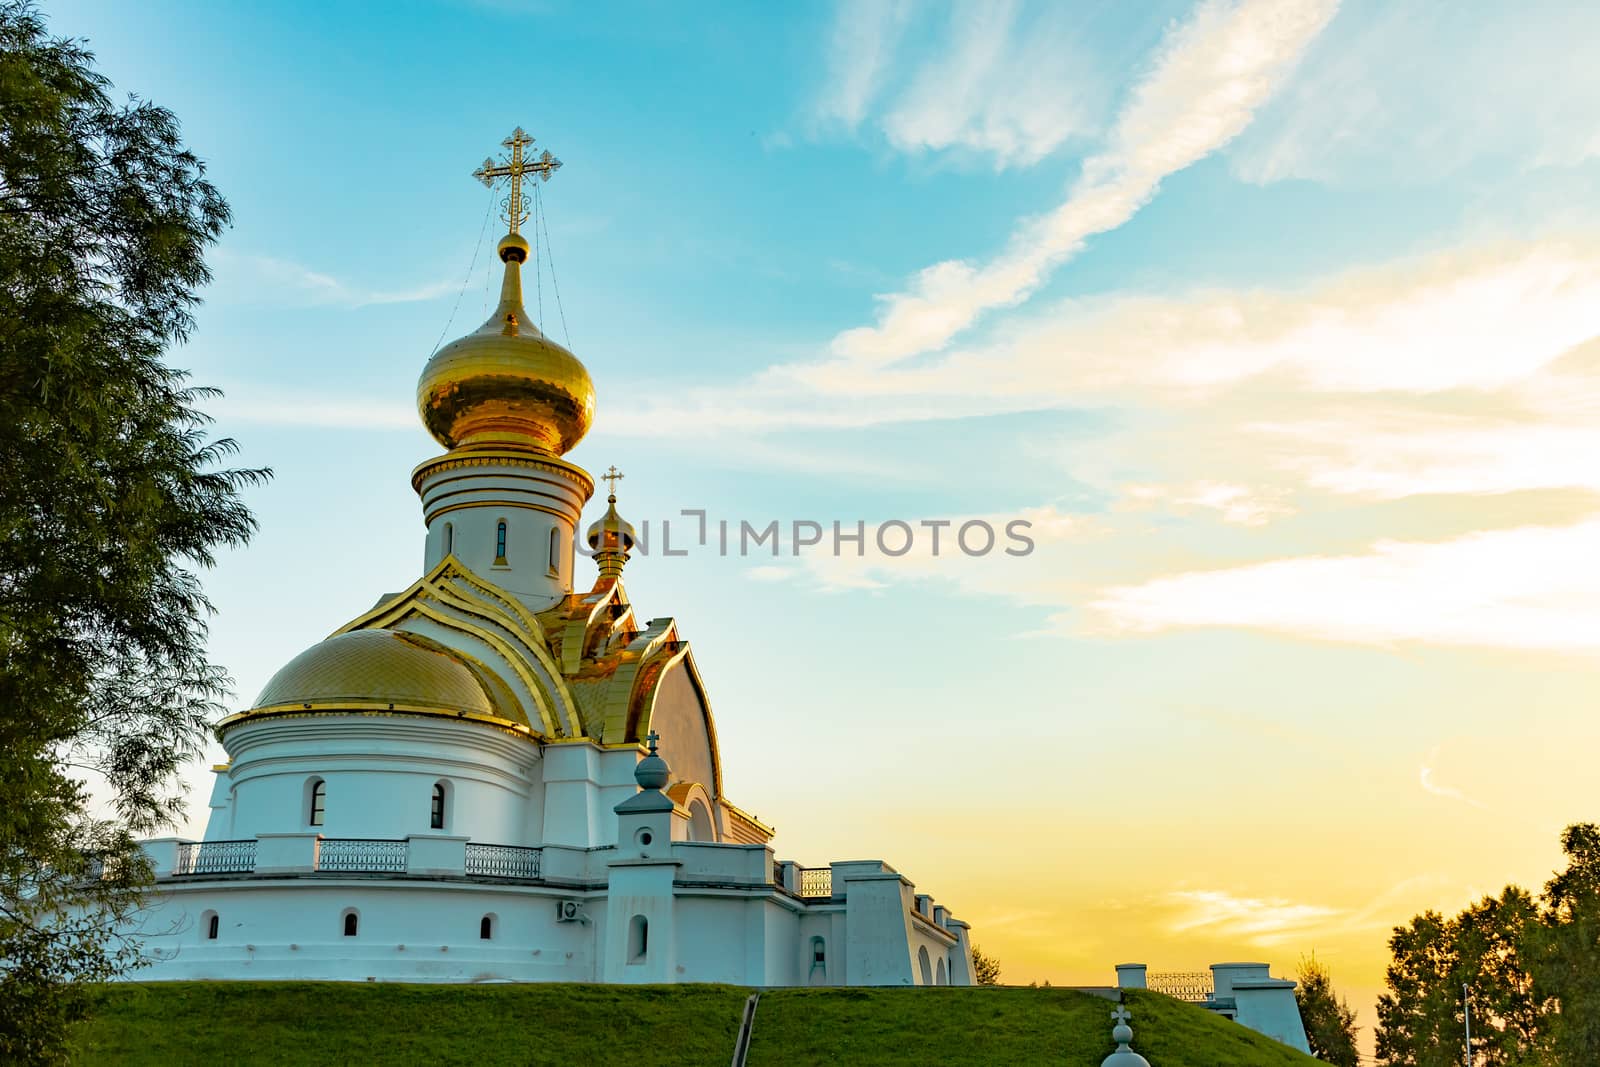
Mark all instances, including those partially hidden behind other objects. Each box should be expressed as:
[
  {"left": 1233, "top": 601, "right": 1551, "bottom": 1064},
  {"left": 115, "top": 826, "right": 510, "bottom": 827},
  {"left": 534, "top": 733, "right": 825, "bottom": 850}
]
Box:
[
  {"left": 417, "top": 233, "right": 595, "bottom": 456},
  {"left": 248, "top": 629, "right": 496, "bottom": 717},
  {"left": 585, "top": 493, "right": 637, "bottom": 553}
]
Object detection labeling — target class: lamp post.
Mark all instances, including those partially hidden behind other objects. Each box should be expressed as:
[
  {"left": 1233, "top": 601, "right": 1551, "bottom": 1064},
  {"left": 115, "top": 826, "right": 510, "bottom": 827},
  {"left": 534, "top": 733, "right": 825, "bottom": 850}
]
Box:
[{"left": 1463, "top": 983, "right": 1472, "bottom": 1067}]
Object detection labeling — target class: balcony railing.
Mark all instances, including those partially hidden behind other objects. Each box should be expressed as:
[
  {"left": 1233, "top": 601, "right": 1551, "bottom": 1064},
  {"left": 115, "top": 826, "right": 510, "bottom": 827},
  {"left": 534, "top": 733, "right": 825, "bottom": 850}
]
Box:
[
  {"left": 174, "top": 840, "right": 257, "bottom": 876},
  {"left": 464, "top": 843, "right": 542, "bottom": 880},
  {"left": 798, "top": 867, "right": 833, "bottom": 899},
  {"left": 316, "top": 838, "right": 408, "bottom": 873},
  {"left": 1147, "top": 971, "right": 1214, "bottom": 1002}
]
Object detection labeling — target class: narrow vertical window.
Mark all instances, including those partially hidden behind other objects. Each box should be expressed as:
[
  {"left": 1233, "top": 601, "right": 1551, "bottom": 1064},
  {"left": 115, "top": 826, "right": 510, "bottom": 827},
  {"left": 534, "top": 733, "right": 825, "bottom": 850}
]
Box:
[
  {"left": 628, "top": 915, "right": 648, "bottom": 962},
  {"left": 430, "top": 783, "right": 445, "bottom": 830},
  {"left": 343, "top": 911, "right": 359, "bottom": 937},
  {"left": 309, "top": 779, "right": 326, "bottom": 827},
  {"left": 207, "top": 913, "right": 220, "bottom": 940},
  {"left": 443, "top": 522, "right": 454, "bottom": 556},
  {"left": 547, "top": 526, "right": 560, "bottom": 576},
  {"left": 480, "top": 915, "right": 493, "bottom": 940},
  {"left": 495, "top": 520, "right": 508, "bottom": 563}
]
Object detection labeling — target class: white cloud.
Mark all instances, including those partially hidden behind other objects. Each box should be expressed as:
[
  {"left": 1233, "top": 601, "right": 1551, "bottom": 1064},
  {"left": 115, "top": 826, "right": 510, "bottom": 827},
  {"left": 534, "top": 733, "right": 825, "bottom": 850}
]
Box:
[
  {"left": 878, "top": 2, "right": 1101, "bottom": 167},
  {"left": 1262, "top": 416, "right": 1600, "bottom": 500},
  {"left": 814, "top": 0, "right": 1101, "bottom": 167},
  {"left": 1165, "top": 888, "right": 1344, "bottom": 945},
  {"left": 829, "top": 0, "right": 1339, "bottom": 364},
  {"left": 1091, "top": 518, "right": 1600, "bottom": 652},
  {"left": 211, "top": 250, "right": 458, "bottom": 308},
  {"left": 1418, "top": 748, "right": 1488, "bottom": 810},
  {"left": 209, "top": 392, "right": 416, "bottom": 430},
  {"left": 813, "top": 0, "right": 914, "bottom": 130},
  {"left": 1120, "top": 482, "right": 1295, "bottom": 526},
  {"left": 616, "top": 236, "right": 1600, "bottom": 447},
  {"left": 1232, "top": 2, "right": 1600, "bottom": 186}
]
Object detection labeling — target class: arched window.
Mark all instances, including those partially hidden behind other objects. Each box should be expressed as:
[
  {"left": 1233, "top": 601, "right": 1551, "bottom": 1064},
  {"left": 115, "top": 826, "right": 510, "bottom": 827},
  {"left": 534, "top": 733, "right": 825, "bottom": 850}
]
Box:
[
  {"left": 628, "top": 914, "right": 648, "bottom": 963},
  {"left": 342, "top": 909, "right": 359, "bottom": 937},
  {"left": 430, "top": 782, "right": 446, "bottom": 830},
  {"left": 494, "top": 519, "right": 508, "bottom": 564},
  {"left": 812, "top": 937, "right": 826, "bottom": 965},
  {"left": 308, "top": 778, "right": 326, "bottom": 827},
  {"left": 201, "top": 910, "right": 219, "bottom": 941},
  {"left": 443, "top": 522, "right": 454, "bottom": 556},
  {"left": 480, "top": 915, "right": 494, "bottom": 940},
  {"left": 918, "top": 945, "right": 932, "bottom": 985},
  {"left": 936, "top": 957, "right": 947, "bottom": 985},
  {"left": 687, "top": 799, "right": 714, "bottom": 842},
  {"left": 547, "top": 527, "right": 561, "bottom": 576}
]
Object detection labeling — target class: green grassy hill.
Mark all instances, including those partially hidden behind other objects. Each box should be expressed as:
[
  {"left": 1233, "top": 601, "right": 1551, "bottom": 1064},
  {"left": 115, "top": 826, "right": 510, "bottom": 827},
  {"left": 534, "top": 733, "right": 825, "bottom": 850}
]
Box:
[{"left": 72, "top": 982, "right": 1320, "bottom": 1066}]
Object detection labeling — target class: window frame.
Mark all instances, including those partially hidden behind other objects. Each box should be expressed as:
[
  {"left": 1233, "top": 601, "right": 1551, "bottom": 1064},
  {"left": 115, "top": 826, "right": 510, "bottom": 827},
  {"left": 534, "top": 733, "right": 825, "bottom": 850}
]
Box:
[{"left": 308, "top": 778, "right": 326, "bottom": 828}]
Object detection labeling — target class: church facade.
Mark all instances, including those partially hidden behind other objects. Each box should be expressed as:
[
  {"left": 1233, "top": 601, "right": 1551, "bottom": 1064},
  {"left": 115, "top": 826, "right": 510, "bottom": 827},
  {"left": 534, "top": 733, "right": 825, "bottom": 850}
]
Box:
[{"left": 130, "top": 129, "right": 974, "bottom": 988}]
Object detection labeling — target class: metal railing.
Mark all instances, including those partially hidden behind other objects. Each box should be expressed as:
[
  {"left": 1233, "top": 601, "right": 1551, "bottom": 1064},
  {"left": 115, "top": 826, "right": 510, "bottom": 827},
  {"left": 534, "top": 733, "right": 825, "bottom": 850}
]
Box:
[
  {"left": 1147, "top": 971, "right": 1214, "bottom": 1002},
  {"left": 174, "top": 839, "right": 257, "bottom": 876},
  {"left": 465, "top": 843, "right": 542, "bottom": 880},
  {"left": 316, "top": 838, "right": 408, "bottom": 873},
  {"left": 798, "top": 867, "right": 833, "bottom": 899}
]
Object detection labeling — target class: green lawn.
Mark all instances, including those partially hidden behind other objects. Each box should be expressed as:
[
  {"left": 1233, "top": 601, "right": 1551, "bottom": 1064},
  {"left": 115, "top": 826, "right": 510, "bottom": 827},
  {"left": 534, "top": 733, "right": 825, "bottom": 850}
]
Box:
[{"left": 72, "top": 982, "right": 1320, "bottom": 1066}]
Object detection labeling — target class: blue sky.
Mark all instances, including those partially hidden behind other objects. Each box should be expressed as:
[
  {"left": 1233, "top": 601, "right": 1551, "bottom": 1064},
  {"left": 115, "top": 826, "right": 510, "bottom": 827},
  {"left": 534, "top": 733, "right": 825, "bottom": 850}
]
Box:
[{"left": 53, "top": 0, "right": 1600, "bottom": 1023}]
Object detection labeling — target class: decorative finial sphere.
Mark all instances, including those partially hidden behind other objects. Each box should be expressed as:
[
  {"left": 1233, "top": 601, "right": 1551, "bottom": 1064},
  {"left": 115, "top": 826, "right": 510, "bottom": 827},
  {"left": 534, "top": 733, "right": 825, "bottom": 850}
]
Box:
[
  {"left": 634, "top": 731, "right": 670, "bottom": 790},
  {"left": 497, "top": 232, "right": 530, "bottom": 263}
]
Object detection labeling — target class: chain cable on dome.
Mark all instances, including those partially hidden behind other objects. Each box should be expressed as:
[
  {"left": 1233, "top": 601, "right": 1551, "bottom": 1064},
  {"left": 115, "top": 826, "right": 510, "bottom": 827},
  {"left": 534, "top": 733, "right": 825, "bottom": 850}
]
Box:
[
  {"left": 533, "top": 179, "right": 544, "bottom": 329},
  {"left": 535, "top": 181, "right": 572, "bottom": 348},
  {"left": 428, "top": 185, "right": 497, "bottom": 358}
]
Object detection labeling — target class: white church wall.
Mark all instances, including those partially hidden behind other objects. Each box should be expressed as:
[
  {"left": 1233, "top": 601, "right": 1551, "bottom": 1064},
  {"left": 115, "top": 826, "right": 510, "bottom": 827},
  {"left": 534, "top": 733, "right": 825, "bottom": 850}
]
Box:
[
  {"left": 221, "top": 716, "right": 537, "bottom": 845},
  {"left": 1212, "top": 963, "right": 1312, "bottom": 1054},
  {"left": 417, "top": 460, "right": 586, "bottom": 609},
  {"left": 132, "top": 881, "right": 602, "bottom": 983},
  {"left": 761, "top": 900, "right": 802, "bottom": 985},
  {"left": 797, "top": 911, "right": 840, "bottom": 986},
  {"left": 672, "top": 842, "right": 772, "bottom": 885},
  {"left": 839, "top": 867, "right": 917, "bottom": 986}
]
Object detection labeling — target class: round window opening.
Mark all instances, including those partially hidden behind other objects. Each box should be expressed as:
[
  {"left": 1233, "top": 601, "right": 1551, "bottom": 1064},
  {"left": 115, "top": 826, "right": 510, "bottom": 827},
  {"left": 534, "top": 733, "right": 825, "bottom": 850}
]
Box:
[{"left": 636, "top": 829, "right": 653, "bottom": 848}]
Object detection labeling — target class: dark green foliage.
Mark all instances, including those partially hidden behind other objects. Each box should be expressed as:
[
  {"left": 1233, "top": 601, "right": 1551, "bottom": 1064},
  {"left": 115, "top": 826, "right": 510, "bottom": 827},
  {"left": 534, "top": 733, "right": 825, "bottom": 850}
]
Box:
[
  {"left": 1375, "top": 824, "right": 1600, "bottom": 1066},
  {"left": 1526, "top": 824, "right": 1600, "bottom": 1065},
  {"left": 971, "top": 943, "right": 1001, "bottom": 985},
  {"left": 0, "top": 2, "right": 263, "bottom": 1061},
  {"left": 70, "top": 983, "right": 1321, "bottom": 1066},
  {"left": 1375, "top": 890, "right": 1549, "bottom": 1067},
  {"left": 1294, "top": 954, "right": 1358, "bottom": 1065}
]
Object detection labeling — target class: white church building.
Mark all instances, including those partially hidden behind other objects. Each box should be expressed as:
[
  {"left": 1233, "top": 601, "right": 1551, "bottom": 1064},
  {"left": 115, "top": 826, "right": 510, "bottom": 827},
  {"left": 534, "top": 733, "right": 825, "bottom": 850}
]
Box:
[{"left": 130, "top": 129, "right": 974, "bottom": 988}]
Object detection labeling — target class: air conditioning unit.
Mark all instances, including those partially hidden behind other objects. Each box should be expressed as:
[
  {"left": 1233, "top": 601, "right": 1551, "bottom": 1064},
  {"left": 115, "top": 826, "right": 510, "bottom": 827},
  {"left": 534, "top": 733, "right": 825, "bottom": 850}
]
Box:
[{"left": 555, "top": 900, "right": 586, "bottom": 923}]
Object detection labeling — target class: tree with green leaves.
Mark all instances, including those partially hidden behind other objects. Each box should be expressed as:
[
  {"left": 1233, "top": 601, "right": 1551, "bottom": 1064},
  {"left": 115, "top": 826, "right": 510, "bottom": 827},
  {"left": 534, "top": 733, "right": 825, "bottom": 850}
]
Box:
[
  {"left": 971, "top": 945, "right": 1001, "bottom": 985},
  {"left": 1375, "top": 888, "right": 1552, "bottom": 1066},
  {"left": 1295, "top": 953, "right": 1359, "bottom": 1065},
  {"left": 1, "top": 3, "right": 264, "bottom": 1061},
  {"left": 1525, "top": 823, "right": 1600, "bottom": 1065}
]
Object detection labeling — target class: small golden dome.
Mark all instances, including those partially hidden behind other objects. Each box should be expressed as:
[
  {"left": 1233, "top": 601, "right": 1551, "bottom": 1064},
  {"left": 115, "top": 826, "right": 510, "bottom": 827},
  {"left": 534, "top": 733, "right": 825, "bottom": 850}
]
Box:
[
  {"left": 586, "top": 494, "right": 637, "bottom": 553},
  {"left": 417, "top": 233, "right": 594, "bottom": 455},
  {"left": 249, "top": 629, "right": 495, "bottom": 716}
]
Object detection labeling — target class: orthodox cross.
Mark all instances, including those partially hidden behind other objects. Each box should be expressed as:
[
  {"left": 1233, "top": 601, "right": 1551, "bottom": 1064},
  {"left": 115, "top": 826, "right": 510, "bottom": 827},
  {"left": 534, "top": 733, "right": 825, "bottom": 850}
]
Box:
[
  {"left": 473, "top": 127, "right": 562, "bottom": 235},
  {"left": 602, "top": 465, "right": 624, "bottom": 499},
  {"left": 645, "top": 729, "right": 660, "bottom": 756}
]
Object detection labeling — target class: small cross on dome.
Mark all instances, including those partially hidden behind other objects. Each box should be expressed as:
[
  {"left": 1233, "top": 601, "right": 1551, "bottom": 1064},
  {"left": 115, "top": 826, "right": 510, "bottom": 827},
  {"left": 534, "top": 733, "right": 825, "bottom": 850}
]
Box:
[
  {"left": 645, "top": 730, "right": 660, "bottom": 756},
  {"left": 1111, "top": 1006, "right": 1131, "bottom": 1025},
  {"left": 602, "top": 465, "right": 624, "bottom": 499}
]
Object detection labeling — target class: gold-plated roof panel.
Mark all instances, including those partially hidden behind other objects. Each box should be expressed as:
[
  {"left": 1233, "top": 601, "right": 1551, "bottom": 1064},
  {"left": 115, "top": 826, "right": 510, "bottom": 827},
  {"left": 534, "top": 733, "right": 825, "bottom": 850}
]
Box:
[{"left": 250, "top": 629, "right": 495, "bottom": 716}]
